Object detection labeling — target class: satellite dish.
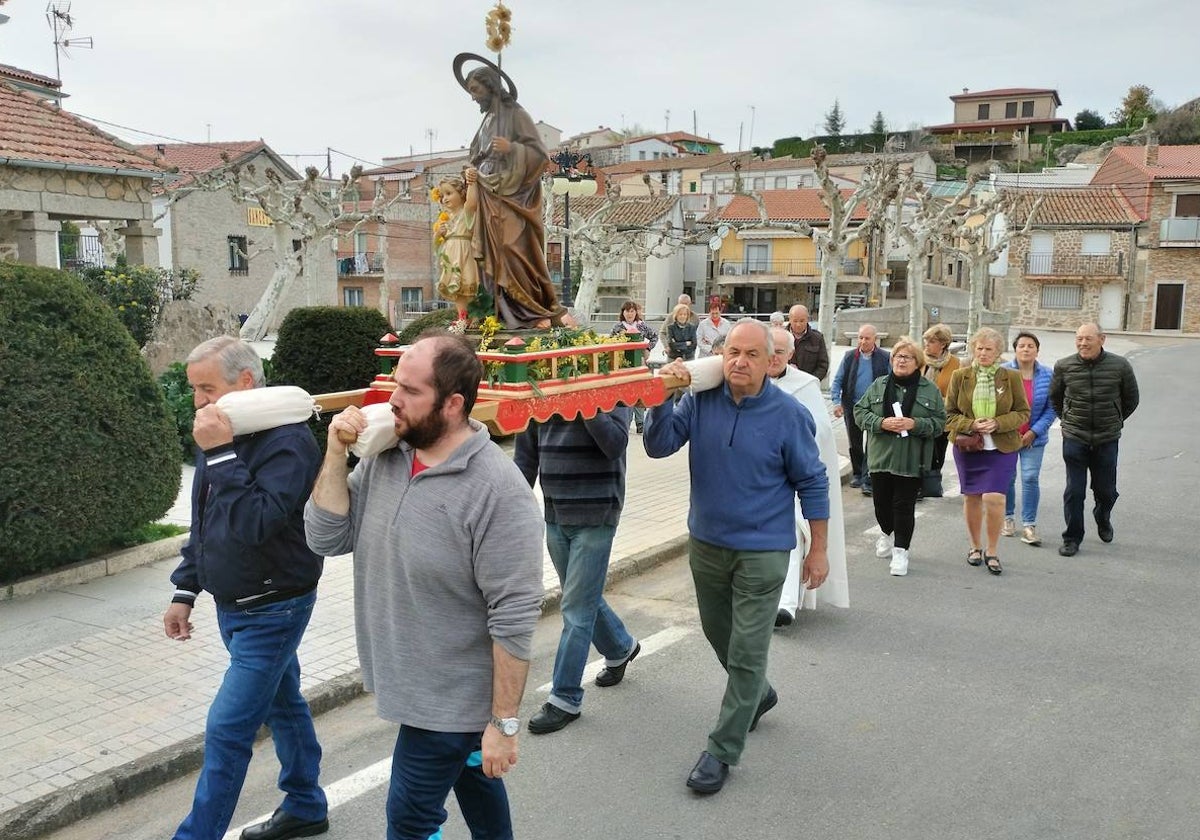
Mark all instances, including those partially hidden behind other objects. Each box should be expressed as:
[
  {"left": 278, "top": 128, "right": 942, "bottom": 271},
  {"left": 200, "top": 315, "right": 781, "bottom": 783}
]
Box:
[
  {"left": 708, "top": 235, "right": 723, "bottom": 251},
  {"left": 717, "top": 224, "right": 731, "bottom": 238}
]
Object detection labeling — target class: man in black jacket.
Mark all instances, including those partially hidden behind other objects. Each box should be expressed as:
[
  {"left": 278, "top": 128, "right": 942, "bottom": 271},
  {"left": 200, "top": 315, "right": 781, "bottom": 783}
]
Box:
[
  {"left": 1049, "top": 323, "right": 1139, "bottom": 557},
  {"left": 787, "top": 304, "right": 830, "bottom": 382},
  {"left": 164, "top": 336, "right": 328, "bottom": 840}
]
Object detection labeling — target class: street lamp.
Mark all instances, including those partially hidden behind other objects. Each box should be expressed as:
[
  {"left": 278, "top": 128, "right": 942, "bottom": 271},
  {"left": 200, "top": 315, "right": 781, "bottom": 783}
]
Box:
[{"left": 550, "top": 150, "right": 597, "bottom": 306}]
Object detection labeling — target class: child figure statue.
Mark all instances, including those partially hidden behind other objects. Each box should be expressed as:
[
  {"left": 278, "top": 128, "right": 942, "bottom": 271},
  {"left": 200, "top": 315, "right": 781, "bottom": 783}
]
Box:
[{"left": 434, "top": 168, "right": 480, "bottom": 322}]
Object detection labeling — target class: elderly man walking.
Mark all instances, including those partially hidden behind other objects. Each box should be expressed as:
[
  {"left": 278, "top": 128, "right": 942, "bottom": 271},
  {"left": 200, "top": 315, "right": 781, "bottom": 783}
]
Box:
[
  {"left": 787, "top": 304, "right": 830, "bottom": 382},
  {"left": 1049, "top": 323, "right": 1139, "bottom": 557},
  {"left": 645, "top": 319, "right": 830, "bottom": 794},
  {"left": 831, "top": 324, "right": 890, "bottom": 494}
]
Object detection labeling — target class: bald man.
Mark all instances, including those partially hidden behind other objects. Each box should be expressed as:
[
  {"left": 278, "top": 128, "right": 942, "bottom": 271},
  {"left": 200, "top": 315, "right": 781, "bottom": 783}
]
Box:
[{"left": 787, "top": 304, "right": 830, "bottom": 382}]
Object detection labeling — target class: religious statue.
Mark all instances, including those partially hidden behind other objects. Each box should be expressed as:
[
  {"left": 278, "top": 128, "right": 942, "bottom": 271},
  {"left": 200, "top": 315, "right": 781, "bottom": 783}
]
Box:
[{"left": 453, "top": 53, "right": 566, "bottom": 329}]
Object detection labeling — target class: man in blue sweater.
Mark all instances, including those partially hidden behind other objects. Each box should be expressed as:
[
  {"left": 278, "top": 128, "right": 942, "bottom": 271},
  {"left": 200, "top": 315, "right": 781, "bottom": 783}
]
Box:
[
  {"left": 514, "top": 408, "right": 641, "bottom": 734},
  {"left": 645, "top": 319, "right": 830, "bottom": 794}
]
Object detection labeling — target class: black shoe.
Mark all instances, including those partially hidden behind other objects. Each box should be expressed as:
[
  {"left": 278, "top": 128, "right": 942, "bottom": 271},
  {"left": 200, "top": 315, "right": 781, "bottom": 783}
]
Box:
[
  {"left": 849, "top": 475, "right": 863, "bottom": 489},
  {"left": 527, "top": 702, "right": 580, "bottom": 734},
  {"left": 861, "top": 484, "right": 873, "bottom": 497},
  {"left": 240, "top": 809, "right": 328, "bottom": 840},
  {"left": 686, "top": 751, "right": 729, "bottom": 794},
  {"left": 1058, "top": 541, "right": 1079, "bottom": 557},
  {"left": 749, "top": 687, "right": 778, "bottom": 732},
  {"left": 595, "top": 641, "right": 640, "bottom": 687},
  {"left": 774, "top": 609, "right": 793, "bottom": 628},
  {"left": 1095, "top": 514, "right": 1114, "bottom": 543}
]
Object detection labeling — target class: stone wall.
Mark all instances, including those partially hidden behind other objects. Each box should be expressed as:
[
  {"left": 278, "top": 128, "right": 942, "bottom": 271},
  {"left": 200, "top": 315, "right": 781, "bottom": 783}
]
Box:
[
  {"left": 0, "top": 166, "right": 153, "bottom": 206},
  {"left": 141, "top": 300, "right": 239, "bottom": 376},
  {"left": 1140, "top": 190, "right": 1200, "bottom": 333}
]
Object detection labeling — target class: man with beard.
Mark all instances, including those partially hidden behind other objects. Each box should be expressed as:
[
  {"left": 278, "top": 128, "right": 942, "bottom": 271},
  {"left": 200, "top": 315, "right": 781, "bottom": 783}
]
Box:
[
  {"left": 464, "top": 65, "right": 565, "bottom": 328},
  {"left": 306, "top": 333, "right": 543, "bottom": 840}
]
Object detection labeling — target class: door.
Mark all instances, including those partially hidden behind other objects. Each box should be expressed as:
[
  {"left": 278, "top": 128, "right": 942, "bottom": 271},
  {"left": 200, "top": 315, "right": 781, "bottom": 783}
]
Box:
[
  {"left": 1098, "top": 284, "right": 1123, "bottom": 331},
  {"left": 756, "top": 288, "right": 777, "bottom": 314},
  {"left": 1154, "top": 283, "right": 1184, "bottom": 330},
  {"left": 1028, "top": 234, "right": 1054, "bottom": 274}
]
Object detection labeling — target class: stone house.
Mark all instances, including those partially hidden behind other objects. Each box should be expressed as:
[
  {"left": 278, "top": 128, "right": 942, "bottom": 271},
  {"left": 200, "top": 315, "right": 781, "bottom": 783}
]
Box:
[
  {"left": 0, "top": 79, "right": 163, "bottom": 270},
  {"left": 995, "top": 187, "right": 1141, "bottom": 332},
  {"left": 925, "top": 87, "right": 1071, "bottom": 163},
  {"left": 1090, "top": 142, "right": 1200, "bottom": 333}
]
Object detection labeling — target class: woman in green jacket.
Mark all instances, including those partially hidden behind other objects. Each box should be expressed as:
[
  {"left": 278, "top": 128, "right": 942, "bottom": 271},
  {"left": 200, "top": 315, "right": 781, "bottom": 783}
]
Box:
[{"left": 854, "top": 337, "right": 947, "bottom": 577}]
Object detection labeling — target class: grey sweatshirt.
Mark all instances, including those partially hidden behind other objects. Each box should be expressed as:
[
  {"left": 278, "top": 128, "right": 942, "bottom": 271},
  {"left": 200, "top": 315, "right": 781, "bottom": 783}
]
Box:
[{"left": 305, "top": 420, "right": 544, "bottom": 731}]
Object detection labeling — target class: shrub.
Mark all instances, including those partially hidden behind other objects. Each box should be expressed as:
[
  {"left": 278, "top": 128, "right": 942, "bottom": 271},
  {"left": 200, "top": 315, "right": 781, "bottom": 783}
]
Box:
[
  {"left": 158, "top": 362, "right": 197, "bottom": 463},
  {"left": 269, "top": 306, "right": 392, "bottom": 394},
  {"left": 0, "top": 264, "right": 181, "bottom": 583},
  {"left": 395, "top": 307, "right": 457, "bottom": 344},
  {"left": 77, "top": 261, "right": 201, "bottom": 347}
]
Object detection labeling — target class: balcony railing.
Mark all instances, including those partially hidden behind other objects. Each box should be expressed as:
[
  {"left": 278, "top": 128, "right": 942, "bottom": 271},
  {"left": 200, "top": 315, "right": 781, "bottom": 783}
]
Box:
[
  {"left": 1026, "top": 252, "right": 1124, "bottom": 276},
  {"left": 58, "top": 233, "right": 106, "bottom": 272},
  {"left": 337, "top": 251, "right": 384, "bottom": 275},
  {"left": 717, "top": 258, "right": 864, "bottom": 278},
  {"left": 1159, "top": 217, "right": 1200, "bottom": 247}
]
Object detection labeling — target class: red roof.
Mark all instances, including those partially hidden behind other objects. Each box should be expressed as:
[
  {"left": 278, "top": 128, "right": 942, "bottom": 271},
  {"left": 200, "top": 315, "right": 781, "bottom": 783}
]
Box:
[
  {"left": 1002, "top": 186, "right": 1142, "bottom": 226},
  {"left": 0, "top": 82, "right": 161, "bottom": 174},
  {"left": 0, "top": 63, "right": 61, "bottom": 89},
  {"left": 549, "top": 195, "right": 678, "bottom": 227},
  {"left": 716, "top": 189, "right": 868, "bottom": 223},
  {"left": 950, "top": 88, "right": 1061, "bottom": 105},
  {"left": 1102, "top": 144, "right": 1200, "bottom": 180},
  {"left": 134, "top": 140, "right": 265, "bottom": 175}
]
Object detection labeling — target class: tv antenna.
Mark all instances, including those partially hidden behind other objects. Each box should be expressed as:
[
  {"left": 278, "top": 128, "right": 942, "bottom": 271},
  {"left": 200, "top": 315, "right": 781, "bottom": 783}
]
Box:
[{"left": 46, "top": 2, "right": 94, "bottom": 106}]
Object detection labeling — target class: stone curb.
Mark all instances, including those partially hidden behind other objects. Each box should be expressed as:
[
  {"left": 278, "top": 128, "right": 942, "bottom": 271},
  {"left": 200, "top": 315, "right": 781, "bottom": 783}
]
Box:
[{"left": 1, "top": 534, "right": 190, "bottom": 602}]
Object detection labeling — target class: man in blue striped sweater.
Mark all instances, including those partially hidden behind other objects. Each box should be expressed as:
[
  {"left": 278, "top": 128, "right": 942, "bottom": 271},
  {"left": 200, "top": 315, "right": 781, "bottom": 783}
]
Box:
[{"left": 514, "top": 407, "right": 641, "bottom": 734}]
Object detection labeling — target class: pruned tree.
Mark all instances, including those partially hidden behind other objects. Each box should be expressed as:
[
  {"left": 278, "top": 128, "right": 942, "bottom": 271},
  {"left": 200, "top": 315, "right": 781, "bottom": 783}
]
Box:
[{"left": 163, "top": 162, "right": 396, "bottom": 341}]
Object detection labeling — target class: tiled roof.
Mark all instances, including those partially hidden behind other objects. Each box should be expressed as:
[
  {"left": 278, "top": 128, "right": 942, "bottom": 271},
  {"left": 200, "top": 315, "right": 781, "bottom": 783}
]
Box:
[
  {"left": 705, "top": 151, "right": 927, "bottom": 174},
  {"left": 625, "top": 131, "right": 721, "bottom": 146},
  {"left": 134, "top": 140, "right": 265, "bottom": 175},
  {"left": 549, "top": 195, "right": 678, "bottom": 227},
  {"left": 0, "top": 63, "right": 60, "bottom": 88},
  {"left": 364, "top": 154, "right": 470, "bottom": 176},
  {"left": 1103, "top": 145, "right": 1200, "bottom": 180},
  {"left": 601, "top": 152, "right": 742, "bottom": 176},
  {"left": 950, "top": 88, "right": 1061, "bottom": 104},
  {"left": 1002, "top": 186, "right": 1142, "bottom": 226},
  {"left": 715, "top": 189, "right": 868, "bottom": 223},
  {"left": 0, "top": 82, "right": 162, "bottom": 175},
  {"left": 926, "top": 117, "right": 1071, "bottom": 133}
]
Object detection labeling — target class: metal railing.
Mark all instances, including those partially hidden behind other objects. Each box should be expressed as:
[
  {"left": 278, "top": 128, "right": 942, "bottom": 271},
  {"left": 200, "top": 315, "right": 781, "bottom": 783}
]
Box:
[
  {"left": 718, "top": 259, "right": 820, "bottom": 277},
  {"left": 1026, "top": 252, "right": 1123, "bottom": 276},
  {"left": 337, "top": 252, "right": 384, "bottom": 275},
  {"left": 1160, "top": 217, "right": 1200, "bottom": 246},
  {"left": 57, "top": 233, "right": 105, "bottom": 272}
]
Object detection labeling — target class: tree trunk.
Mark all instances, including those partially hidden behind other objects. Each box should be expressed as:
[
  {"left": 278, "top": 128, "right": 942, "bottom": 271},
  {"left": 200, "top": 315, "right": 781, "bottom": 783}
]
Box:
[
  {"left": 966, "top": 255, "right": 991, "bottom": 337},
  {"left": 572, "top": 252, "right": 603, "bottom": 326},
  {"left": 239, "top": 222, "right": 298, "bottom": 342},
  {"left": 816, "top": 252, "right": 841, "bottom": 346},
  {"left": 907, "top": 257, "right": 927, "bottom": 339}
]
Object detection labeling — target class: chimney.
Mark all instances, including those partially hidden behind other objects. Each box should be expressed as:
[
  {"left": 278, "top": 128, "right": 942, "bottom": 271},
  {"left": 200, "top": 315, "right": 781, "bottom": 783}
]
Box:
[
  {"left": 962, "top": 87, "right": 969, "bottom": 95},
  {"left": 1145, "top": 133, "right": 1159, "bottom": 166}
]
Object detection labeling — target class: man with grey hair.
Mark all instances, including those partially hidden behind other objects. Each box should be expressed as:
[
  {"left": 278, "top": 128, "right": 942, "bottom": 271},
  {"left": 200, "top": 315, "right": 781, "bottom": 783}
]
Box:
[
  {"left": 165, "top": 336, "right": 328, "bottom": 840},
  {"left": 787, "top": 304, "right": 829, "bottom": 382},
  {"left": 646, "top": 318, "right": 829, "bottom": 794},
  {"left": 831, "top": 324, "right": 890, "bottom": 493}
]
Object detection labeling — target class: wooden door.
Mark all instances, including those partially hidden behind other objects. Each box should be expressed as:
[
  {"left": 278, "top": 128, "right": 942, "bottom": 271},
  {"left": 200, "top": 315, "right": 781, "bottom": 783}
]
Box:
[{"left": 1154, "top": 283, "right": 1184, "bottom": 330}]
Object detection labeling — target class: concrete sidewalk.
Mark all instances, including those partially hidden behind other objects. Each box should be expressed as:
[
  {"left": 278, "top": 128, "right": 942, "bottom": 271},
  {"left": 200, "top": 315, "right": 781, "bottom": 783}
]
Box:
[{"left": 0, "top": 324, "right": 1148, "bottom": 839}]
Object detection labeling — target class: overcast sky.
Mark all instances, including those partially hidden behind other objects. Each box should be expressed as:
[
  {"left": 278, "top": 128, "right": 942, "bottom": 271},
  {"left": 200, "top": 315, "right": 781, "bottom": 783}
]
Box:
[{"left": 1, "top": 0, "right": 1197, "bottom": 173}]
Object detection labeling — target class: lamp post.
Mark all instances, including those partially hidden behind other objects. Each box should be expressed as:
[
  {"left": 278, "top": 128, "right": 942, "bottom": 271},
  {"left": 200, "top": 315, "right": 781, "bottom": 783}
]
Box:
[{"left": 550, "top": 150, "right": 597, "bottom": 306}]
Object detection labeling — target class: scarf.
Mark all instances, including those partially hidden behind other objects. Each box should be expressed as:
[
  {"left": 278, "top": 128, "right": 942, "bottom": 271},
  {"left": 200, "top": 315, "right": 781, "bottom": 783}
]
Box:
[
  {"left": 883, "top": 369, "right": 921, "bottom": 426},
  {"left": 923, "top": 351, "right": 951, "bottom": 376},
  {"left": 972, "top": 362, "right": 999, "bottom": 419}
]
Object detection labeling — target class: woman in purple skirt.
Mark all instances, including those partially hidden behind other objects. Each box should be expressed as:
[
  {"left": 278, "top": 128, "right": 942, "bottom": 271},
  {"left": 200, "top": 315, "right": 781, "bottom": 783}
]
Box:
[{"left": 945, "top": 328, "right": 1030, "bottom": 575}]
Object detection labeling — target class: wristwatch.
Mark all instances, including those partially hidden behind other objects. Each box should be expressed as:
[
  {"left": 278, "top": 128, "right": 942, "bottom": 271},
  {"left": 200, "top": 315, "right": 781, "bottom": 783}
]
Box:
[{"left": 490, "top": 715, "right": 520, "bottom": 736}]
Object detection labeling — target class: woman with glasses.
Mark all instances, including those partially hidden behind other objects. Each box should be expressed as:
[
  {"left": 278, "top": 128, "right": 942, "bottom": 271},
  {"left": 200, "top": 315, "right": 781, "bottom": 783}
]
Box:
[
  {"left": 611, "top": 300, "right": 658, "bottom": 432},
  {"left": 1000, "top": 331, "right": 1056, "bottom": 546},
  {"left": 853, "top": 337, "right": 946, "bottom": 577},
  {"left": 919, "top": 323, "right": 961, "bottom": 497},
  {"left": 945, "top": 328, "right": 1030, "bottom": 576}
]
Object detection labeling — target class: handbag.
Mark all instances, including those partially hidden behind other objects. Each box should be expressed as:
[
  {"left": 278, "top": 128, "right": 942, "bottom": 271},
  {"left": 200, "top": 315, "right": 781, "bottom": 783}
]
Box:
[{"left": 954, "top": 432, "right": 985, "bottom": 453}]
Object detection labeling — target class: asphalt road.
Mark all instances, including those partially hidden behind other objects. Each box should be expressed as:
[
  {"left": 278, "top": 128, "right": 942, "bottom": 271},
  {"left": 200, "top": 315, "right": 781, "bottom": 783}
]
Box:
[{"left": 40, "top": 341, "right": 1199, "bottom": 840}]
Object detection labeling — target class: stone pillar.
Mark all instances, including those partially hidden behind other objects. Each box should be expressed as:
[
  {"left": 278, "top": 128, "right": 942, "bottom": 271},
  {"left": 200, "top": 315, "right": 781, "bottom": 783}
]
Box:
[
  {"left": 15, "top": 212, "right": 61, "bottom": 268},
  {"left": 118, "top": 220, "right": 162, "bottom": 267}
]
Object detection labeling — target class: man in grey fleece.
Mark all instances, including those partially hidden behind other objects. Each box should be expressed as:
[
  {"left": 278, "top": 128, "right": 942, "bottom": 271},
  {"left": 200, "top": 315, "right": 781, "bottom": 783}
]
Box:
[
  {"left": 305, "top": 333, "right": 543, "bottom": 840},
  {"left": 514, "top": 408, "right": 641, "bottom": 735}
]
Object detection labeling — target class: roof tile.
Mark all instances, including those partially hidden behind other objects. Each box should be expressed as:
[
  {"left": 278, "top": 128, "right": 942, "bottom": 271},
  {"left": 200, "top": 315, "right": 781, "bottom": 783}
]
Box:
[
  {"left": 1002, "top": 186, "right": 1142, "bottom": 226},
  {"left": 715, "top": 189, "right": 868, "bottom": 223}
]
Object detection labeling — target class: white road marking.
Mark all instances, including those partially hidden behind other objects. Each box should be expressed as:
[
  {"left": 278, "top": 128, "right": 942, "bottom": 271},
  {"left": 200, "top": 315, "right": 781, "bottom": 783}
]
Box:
[{"left": 536, "top": 624, "right": 693, "bottom": 694}]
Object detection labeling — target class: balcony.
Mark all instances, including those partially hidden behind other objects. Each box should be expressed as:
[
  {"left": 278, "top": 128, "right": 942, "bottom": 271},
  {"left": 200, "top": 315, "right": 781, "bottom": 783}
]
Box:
[
  {"left": 717, "top": 259, "right": 822, "bottom": 279},
  {"left": 1159, "top": 217, "right": 1200, "bottom": 247},
  {"left": 57, "top": 233, "right": 106, "bottom": 272},
  {"left": 1026, "top": 252, "right": 1124, "bottom": 277},
  {"left": 337, "top": 251, "right": 384, "bottom": 276}
]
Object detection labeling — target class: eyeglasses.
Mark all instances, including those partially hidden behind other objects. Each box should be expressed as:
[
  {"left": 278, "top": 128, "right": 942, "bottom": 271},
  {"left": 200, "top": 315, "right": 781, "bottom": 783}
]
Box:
[{"left": 893, "top": 354, "right": 916, "bottom": 362}]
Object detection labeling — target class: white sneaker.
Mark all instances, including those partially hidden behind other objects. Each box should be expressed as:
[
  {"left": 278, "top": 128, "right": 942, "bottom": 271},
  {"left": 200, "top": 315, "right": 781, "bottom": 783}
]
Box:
[
  {"left": 1021, "top": 525, "right": 1041, "bottom": 546},
  {"left": 889, "top": 547, "right": 909, "bottom": 576},
  {"left": 875, "top": 533, "right": 894, "bottom": 558},
  {"left": 1001, "top": 517, "right": 1016, "bottom": 538}
]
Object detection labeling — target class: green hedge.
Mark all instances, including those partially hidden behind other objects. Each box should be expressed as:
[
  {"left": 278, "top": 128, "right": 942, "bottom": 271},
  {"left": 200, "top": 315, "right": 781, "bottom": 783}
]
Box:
[
  {"left": 0, "top": 264, "right": 181, "bottom": 583},
  {"left": 1036, "top": 126, "right": 1135, "bottom": 150},
  {"left": 158, "top": 362, "right": 197, "bottom": 463},
  {"left": 396, "top": 308, "right": 457, "bottom": 344},
  {"left": 269, "top": 306, "right": 391, "bottom": 394}
]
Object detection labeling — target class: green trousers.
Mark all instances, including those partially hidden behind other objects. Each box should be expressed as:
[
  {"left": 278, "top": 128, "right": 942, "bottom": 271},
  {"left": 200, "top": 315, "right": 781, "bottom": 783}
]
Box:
[{"left": 688, "top": 537, "right": 789, "bottom": 765}]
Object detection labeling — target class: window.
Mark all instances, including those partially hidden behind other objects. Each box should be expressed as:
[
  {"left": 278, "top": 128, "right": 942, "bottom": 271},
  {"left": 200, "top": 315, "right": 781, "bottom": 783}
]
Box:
[
  {"left": 1175, "top": 194, "right": 1200, "bottom": 217},
  {"left": 638, "top": 151, "right": 647, "bottom": 160},
  {"left": 774, "top": 176, "right": 787, "bottom": 189},
  {"left": 752, "top": 178, "right": 765, "bottom": 190},
  {"left": 977, "top": 103, "right": 990, "bottom": 120},
  {"left": 746, "top": 243, "right": 770, "bottom": 273},
  {"left": 1081, "top": 233, "right": 1111, "bottom": 255},
  {"left": 1005, "top": 102, "right": 1018, "bottom": 119},
  {"left": 355, "top": 231, "right": 368, "bottom": 256},
  {"left": 652, "top": 152, "right": 661, "bottom": 159},
  {"left": 801, "top": 175, "right": 814, "bottom": 187},
  {"left": 1041, "top": 285, "right": 1082, "bottom": 310},
  {"left": 401, "top": 287, "right": 423, "bottom": 309},
  {"left": 343, "top": 286, "right": 364, "bottom": 307},
  {"left": 227, "top": 235, "right": 249, "bottom": 274},
  {"left": 688, "top": 181, "right": 697, "bottom": 193},
  {"left": 1021, "top": 100, "right": 1035, "bottom": 118}
]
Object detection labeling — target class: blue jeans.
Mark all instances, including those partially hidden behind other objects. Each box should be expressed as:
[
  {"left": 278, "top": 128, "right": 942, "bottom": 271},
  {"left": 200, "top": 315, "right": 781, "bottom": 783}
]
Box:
[
  {"left": 387, "top": 727, "right": 511, "bottom": 840},
  {"left": 1005, "top": 444, "right": 1046, "bottom": 525},
  {"left": 1062, "top": 437, "right": 1120, "bottom": 543},
  {"left": 174, "top": 591, "right": 326, "bottom": 840},
  {"left": 545, "top": 522, "right": 636, "bottom": 714}
]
